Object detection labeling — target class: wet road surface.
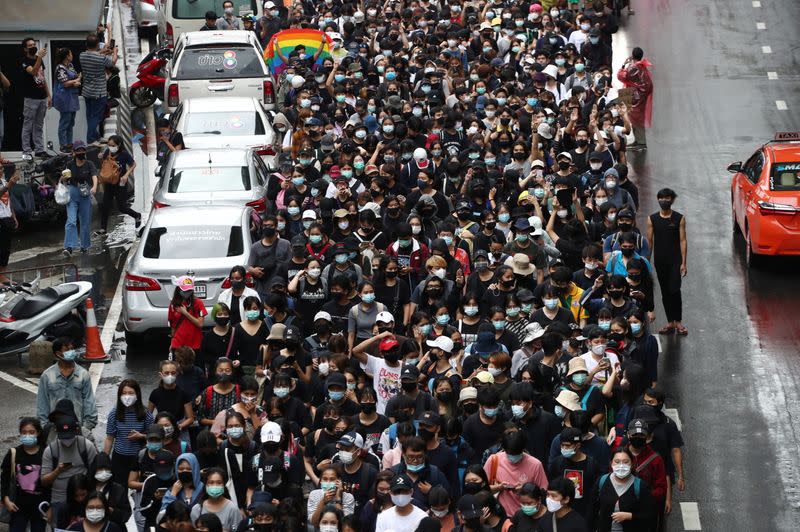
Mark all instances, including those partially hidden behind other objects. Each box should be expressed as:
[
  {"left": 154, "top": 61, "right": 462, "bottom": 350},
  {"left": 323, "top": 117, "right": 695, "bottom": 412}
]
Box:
[{"left": 1, "top": 0, "right": 799, "bottom": 530}]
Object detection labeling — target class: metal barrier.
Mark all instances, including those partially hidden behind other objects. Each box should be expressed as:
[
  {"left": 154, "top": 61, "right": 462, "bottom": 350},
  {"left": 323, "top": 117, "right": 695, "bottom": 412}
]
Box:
[{"left": 2, "top": 263, "right": 80, "bottom": 289}]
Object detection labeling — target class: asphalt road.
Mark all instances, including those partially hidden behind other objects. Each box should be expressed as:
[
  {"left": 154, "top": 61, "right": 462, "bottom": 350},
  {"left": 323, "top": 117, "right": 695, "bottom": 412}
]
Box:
[{"left": 1, "top": 0, "right": 799, "bottom": 530}]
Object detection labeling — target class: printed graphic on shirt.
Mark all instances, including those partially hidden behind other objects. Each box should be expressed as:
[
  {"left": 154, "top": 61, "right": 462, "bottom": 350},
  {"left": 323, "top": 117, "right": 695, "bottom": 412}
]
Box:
[
  {"left": 377, "top": 367, "right": 400, "bottom": 401},
  {"left": 17, "top": 463, "right": 42, "bottom": 494},
  {"left": 564, "top": 469, "right": 585, "bottom": 499}
]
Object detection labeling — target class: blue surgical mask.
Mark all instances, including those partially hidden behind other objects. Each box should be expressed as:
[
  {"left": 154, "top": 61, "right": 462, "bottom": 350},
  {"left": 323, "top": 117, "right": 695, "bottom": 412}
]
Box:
[
  {"left": 362, "top": 293, "right": 376, "bottom": 304},
  {"left": 598, "top": 320, "right": 611, "bottom": 331},
  {"left": 329, "top": 390, "right": 345, "bottom": 401},
  {"left": 418, "top": 324, "right": 432, "bottom": 335},
  {"left": 287, "top": 206, "right": 300, "bottom": 216},
  {"left": 554, "top": 405, "right": 566, "bottom": 418},
  {"left": 206, "top": 486, "right": 225, "bottom": 498},
  {"left": 274, "top": 387, "right": 290, "bottom": 398},
  {"left": 521, "top": 504, "right": 539, "bottom": 516},
  {"left": 485, "top": 158, "right": 496, "bottom": 166},
  {"left": 496, "top": 97, "right": 507, "bottom": 106},
  {"left": 492, "top": 320, "right": 506, "bottom": 330},
  {"left": 483, "top": 407, "right": 498, "bottom": 418},
  {"left": 507, "top": 453, "right": 524, "bottom": 464},
  {"left": 227, "top": 426, "right": 244, "bottom": 439},
  {"left": 464, "top": 306, "right": 479, "bottom": 316},
  {"left": 561, "top": 447, "right": 577, "bottom": 458},
  {"left": 245, "top": 310, "right": 260, "bottom": 321},
  {"left": 527, "top": 97, "right": 538, "bottom": 107},
  {"left": 291, "top": 177, "right": 305, "bottom": 186},
  {"left": 20, "top": 434, "right": 37, "bottom": 446},
  {"left": 511, "top": 405, "right": 527, "bottom": 419},
  {"left": 442, "top": 236, "right": 453, "bottom": 246},
  {"left": 498, "top": 213, "right": 510, "bottom": 223},
  {"left": 631, "top": 322, "right": 642, "bottom": 334},
  {"left": 309, "top": 234, "right": 322, "bottom": 244},
  {"left": 335, "top": 254, "right": 348, "bottom": 264},
  {"left": 147, "top": 442, "right": 163, "bottom": 452},
  {"left": 436, "top": 314, "right": 450, "bottom": 325},
  {"left": 406, "top": 462, "right": 425, "bottom": 473},
  {"left": 572, "top": 373, "right": 589, "bottom": 386},
  {"left": 386, "top": 71, "right": 397, "bottom": 80},
  {"left": 62, "top": 349, "right": 77, "bottom": 361}
]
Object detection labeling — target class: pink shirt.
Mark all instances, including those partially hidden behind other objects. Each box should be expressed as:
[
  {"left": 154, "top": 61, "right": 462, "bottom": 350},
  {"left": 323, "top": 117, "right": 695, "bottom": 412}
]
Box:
[{"left": 484, "top": 451, "right": 548, "bottom": 517}]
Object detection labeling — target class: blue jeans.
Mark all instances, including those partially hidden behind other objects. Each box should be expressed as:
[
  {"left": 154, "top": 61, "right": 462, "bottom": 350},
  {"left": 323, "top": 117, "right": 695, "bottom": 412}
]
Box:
[
  {"left": 64, "top": 185, "right": 92, "bottom": 249},
  {"left": 84, "top": 96, "right": 107, "bottom": 143},
  {"left": 57, "top": 111, "right": 76, "bottom": 148}
]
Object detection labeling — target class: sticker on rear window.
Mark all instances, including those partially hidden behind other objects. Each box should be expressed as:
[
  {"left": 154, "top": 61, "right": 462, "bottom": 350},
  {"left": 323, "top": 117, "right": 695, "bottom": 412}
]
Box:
[
  {"left": 223, "top": 50, "right": 238, "bottom": 69},
  {"left": 775, "top": 163, "right": 800, "bottom": 172},
  {"left": 229, "top": 116, "right": 244, "bottom": 129}
]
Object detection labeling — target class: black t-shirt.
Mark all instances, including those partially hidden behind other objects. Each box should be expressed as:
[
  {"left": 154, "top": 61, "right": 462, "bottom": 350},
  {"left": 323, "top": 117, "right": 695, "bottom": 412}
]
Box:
[
  {"left": 340, "top": 462, "right": 378, "bottom": 509},
  {"left": 156, "top": 132, "right": 184, "bottom": 163},
  {"left": 20, "top": 56, "right": 47, "bottom": 99},
  {"left": 548, "top": 455, "right": 601, "bottom": 519},
  {"left": 320, "top": 299, "right": 354, "bottom": 335},
  {"left": 462, "top": 413, "right": 506, "bottom": 459},
  {"left": 530, "top": 307, "right": 576, "bottom": 327},
  {"left": 148, "top": 386, "right": 191, "bottom": 421},
  {"left": 539, "top": 509, "right": 589, "bottom": 532},
  {"left": 373, "top": 280, "right": 410, "bottom": 322},
  {"left": 353, "top": 414, "right": 391, "bottom": 455},
  {"left": 294, "top": 280, "right": 328, "bottom": 336},
  {"left": 66, "top": 160, "right": 98, "bottom": 187}
]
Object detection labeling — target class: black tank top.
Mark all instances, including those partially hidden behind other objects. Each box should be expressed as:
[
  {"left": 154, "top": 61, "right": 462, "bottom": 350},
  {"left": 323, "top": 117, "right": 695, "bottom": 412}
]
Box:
[{"left": 648, "top": 211, "right": 683, "bottom": 263}]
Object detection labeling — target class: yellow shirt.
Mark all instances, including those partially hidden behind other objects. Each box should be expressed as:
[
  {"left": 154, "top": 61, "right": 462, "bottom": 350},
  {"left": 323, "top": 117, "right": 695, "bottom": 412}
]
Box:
[{"left": 560, "top": 283, "right": 589, "bottom": 322}]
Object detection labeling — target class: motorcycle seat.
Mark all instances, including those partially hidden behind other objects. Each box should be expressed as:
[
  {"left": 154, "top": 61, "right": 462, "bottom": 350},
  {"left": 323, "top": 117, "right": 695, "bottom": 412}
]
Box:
[{"left": 11, "top": 284, "right": 80, "bottom": 320}]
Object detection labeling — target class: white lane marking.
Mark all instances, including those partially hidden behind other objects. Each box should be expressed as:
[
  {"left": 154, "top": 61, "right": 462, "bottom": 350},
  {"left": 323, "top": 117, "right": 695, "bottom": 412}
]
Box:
[
  {"left": 681, "top": 502, "right": 702, "bottom": 530},
  {"left": 762, "top": 45, "right": 772, "bottom": 54},
  {"left": 776, "top": 100, "right": 788, "bottom": 110},
  {"left": 0, "top": 370, "right": 38, "bottom": 394},
  {"left": 664, "top": 408, "right": 682, "bottom": 431},
  {"left": 752, "top": 0, "right": 761, "bottom": 6},
  {"left": 767, "top": 71, "right": 778, "bottom": 80},
  {"left": 756, "top": 22, "right": 766, "bottom": 29},
  {"left": 655, "top": 335, "right": 662, "bottom": 353}
]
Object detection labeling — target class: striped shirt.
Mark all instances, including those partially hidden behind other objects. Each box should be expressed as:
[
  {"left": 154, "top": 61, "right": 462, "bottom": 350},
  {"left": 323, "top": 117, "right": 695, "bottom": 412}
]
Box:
[
  {"left": 106, "top": 408, "right": 154, "bottom": 456},
  {"left": 78, "top": 50, "right": 113, "bottom": 98}
]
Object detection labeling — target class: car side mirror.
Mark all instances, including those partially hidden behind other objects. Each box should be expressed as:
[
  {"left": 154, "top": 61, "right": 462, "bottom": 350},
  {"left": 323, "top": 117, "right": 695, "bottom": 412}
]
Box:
[
  {"left": 727, "top": 161, "right": 742, "bottom": 174},
  {"left": 137, "top": 226, "right": 145, "bottom": 239},
  {"left": 155, "top": 165, "right": 163, "bottom": 177}
]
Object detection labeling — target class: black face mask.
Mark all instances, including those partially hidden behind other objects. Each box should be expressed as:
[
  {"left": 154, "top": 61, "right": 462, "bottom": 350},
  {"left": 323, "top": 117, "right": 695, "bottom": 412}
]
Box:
[
  {"left": 74, "top": 153, "right": 86, "bottom": 161},
  {"left": 395, "top": 411, "right": 411, "bottom": 422},
  {"left": 628, "top": 273, "right": 642, "bottom": 282},
  {"left": 178, "top": 471, "right": 193, "bottom": 485},
  {"left": 385, "top": 270, "right": 398, "bottom": 279},
  {"left": 377, "top": 326, "right": 393, "bottom": 335},
  {"left": 608, "top": 332, "right": 624, "bottom": 342},
  {"left": 217, "top": 374, "right": 232, "bottom": 383},
  {"left": 608, "top": 289, "right": 625, "bottom": 299},
  {"left": 314, "top": 323, "right": 331, "bottom": 336},
  {"left": 418, "top": 427, "right": 435, "bottom": 441},
  {"left": 263, "top": 441, "right": 281, "bottom": 454},
  {"left": 361, "top": 403, "right": 376, "bottom": 414},
  {"left": 437, "top": 391, "right": 453, "bottom": 403},
  {"left": 629, "top": 437, "right": 647, "bottom": 449},
  {"left": 214, "top": 316, "right": 230, "bottom": 327},
  {"left": 402, "top": 381, "right": 417, "bottom": 393},
  {"left": 323, "top": 418, "right": 338, "bottom": 432},
  {"left": 462, "top": 403, "right": 479, "bottom": 415},
  {"left": 558, "top": 161, "right": 571, "bottom": 171},
  {"left": 513, "top": 152, "right": 526, "bottom": 161},
  {"left": 387, "top": 207, "right": 400, "bottom": 217},
  {"left": 484, "top": 221, "right": 496, "bottom": 230},
  {"left": 261, "top": 227, "right": 276, "bottom": 238},
  {"left": 426, "top": 288, "right": 443, "bottom": 298},
  {"left": 617, "top": 223, "right": 633, "bottom": 232},
  {"left": 500, "top": 279, "right": 515, "bottom": 289},
  {"left": 620, "top": 248, "right": 635, "bottom": 258},
  {"left": 576, "top": 139, "right": 589, "bottom": 147},
  {"left": 463, "top": 482, "right": 484, "bottom": 495},
  {"left": 658, "top": 200, "right": 672, "bottom": 210}
]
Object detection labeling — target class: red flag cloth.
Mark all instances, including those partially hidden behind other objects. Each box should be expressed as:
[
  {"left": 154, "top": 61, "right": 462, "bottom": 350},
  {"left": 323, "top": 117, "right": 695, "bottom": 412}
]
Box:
[{"left": 617, "top": 59, "right": 654, "bottom": 128}]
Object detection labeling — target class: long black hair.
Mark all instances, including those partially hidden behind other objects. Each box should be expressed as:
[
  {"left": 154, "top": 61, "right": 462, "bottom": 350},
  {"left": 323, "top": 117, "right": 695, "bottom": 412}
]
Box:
[{"left": 115, "top": 379, "right": 146, "bottom": 421}]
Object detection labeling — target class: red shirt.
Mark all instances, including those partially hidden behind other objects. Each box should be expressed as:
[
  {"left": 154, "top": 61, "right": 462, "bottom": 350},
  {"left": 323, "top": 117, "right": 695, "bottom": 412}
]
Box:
[{"left": 168, "top": 298, "right": 207, "bottom": 349}]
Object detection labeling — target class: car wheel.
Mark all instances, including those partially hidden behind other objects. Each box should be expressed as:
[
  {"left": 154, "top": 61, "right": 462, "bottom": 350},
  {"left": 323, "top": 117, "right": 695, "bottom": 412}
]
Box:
[
  {"left": 732, "top": 209, "right": 741, "bottom": 235},
  {"left": 745, "top": 228, "right": 762, "bottom": 269},
  {"left": 124, "top": 330, "right": 146, "bottom": 350}
]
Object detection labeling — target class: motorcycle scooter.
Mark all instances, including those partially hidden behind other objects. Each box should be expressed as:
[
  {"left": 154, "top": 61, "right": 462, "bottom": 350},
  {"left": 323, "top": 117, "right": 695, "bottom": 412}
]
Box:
[
  {"left": 129, "top": 46, "right": 172, "bottom": 108},
  {"left": 0, "top": 278, "right": 93, "bottom": 357}
]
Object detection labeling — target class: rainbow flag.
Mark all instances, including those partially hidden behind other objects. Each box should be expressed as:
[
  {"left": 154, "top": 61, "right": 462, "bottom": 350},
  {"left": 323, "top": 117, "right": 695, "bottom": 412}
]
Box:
[{"left": 263, "top": 29, "right": 332, "bottom": 75}]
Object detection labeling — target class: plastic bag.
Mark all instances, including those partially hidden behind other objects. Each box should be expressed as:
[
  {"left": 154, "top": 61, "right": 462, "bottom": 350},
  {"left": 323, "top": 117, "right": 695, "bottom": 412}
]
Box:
[{"left": 55, "top": 182, "right": 70, "bottom": 205}]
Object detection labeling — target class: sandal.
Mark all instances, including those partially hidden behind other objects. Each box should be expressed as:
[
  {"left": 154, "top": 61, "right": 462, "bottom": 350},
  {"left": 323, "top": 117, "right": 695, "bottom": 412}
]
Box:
[
  {"left": 657, "top": 324, "right": 675, "bottom": 335},
  {"left": 675, "top": 325, "right": 688, "bottom": 336}
]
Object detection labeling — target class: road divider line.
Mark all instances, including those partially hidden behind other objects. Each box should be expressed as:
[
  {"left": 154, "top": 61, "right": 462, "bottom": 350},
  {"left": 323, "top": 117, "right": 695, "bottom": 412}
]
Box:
[
  {"left": 680, "top": 502, "right": 702, "bottom": 530},
  {"left": 0, "top": 370, "right": 38, "bottom": 394},
  {"left": 655, "top": 335, "right": 662, "bottom": 353},
  {"left": 767, "top": 71, "right": 778, "bottom": 80},
  {"left": 776, "top": 100, "right": 788, "bottom": 110},
  {"left": 756, "top": 22, "right": 766, "bottom": 29},
  {"left": 664, "top": 408, "right": 682, "bottom": 431},
  {"left": 752, "top": 0, "right": 761, "bottom": 6},
  {"left": 761, "top": 45, "right": 772, "bottom": 54}
]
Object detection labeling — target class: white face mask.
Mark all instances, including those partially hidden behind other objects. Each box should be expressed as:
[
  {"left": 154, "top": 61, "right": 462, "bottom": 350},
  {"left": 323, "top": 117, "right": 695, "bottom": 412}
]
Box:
[
  {"left": 338, "top": 450, "right": 354, "bottom": 464},
  {"left": 95, "top": 470, "right": 113, "bottom": 483},
  {"left": 613, "top": 464, "right": 632, "bottom": 478},
  {"left": 546, "top": 497, "right": 563, "bottom": 513},
  {"left": 591, "top": 344, "right": 606, "bottom": 356},
  {"left": 319, "top": 525, "right": 338, "bottom": 532},
  {"left": 391, "top": 493, "right": 412, "bottom": 507},
  {"left": 556, "top": 209, "right": 569, "bottom": 219},
  {"left": 308, "top": 268, "right": 321, "bottom": 279},
  {"left": 120, "top": 394, "right": 137, "bottom": 407},
  {"left": 411, "top": 225, "right": 422, "bottom": 235},
  {"left": 108, "top": 146, "right": 119, "bottom": 154},
  {"left": 431, "top": 508, "right": 449, "bottom": 517},
  {"left": 318, "top": 362, "right": 330, "bottom": 375},
  {"left": 432, "top": 268, "right": 446, "bottom": 280},
  {"left": 85, "top": 509, "right": 106, "bottom": 523},
  {"left": 590, "top": 162, "right": 603, "bottom": 171},
  {"left": 584, "top": 261, "right": 598, "bottom": 271},
  {"left": 161, "top": 374, "right": 176, "bottom": 385}
]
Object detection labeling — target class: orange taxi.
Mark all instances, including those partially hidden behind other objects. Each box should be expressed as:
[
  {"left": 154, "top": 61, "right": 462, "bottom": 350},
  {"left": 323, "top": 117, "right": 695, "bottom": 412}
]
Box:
[{"left": 728, "top": 132, "right": 800, "bottom": 266}]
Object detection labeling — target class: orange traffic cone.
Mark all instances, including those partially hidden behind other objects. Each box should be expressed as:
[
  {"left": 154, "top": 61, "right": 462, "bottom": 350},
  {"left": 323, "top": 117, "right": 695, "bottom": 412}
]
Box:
[{"left": 80, "top": 298, "right": 111, "bottom": 363}]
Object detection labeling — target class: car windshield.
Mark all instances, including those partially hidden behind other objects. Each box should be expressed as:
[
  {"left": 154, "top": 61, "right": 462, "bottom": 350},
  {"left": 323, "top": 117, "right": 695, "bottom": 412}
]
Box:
[
  {"left": 143, "top": 226, "right": 244, "bottom": 259},
  {"left": 173, "top": 0, "right": 257, "bottom": 18},
  {"left": 770, "top": 162, "right": 800, "bottom": 191},
  {"left": 176, "top": 46, "right": 264, "bottom": 80},
  {"left": 168, "top": 166, "right": 251, "bottom": 193},
  {"left": 183, "top": 111, "right": 265, "bottom": 136}
]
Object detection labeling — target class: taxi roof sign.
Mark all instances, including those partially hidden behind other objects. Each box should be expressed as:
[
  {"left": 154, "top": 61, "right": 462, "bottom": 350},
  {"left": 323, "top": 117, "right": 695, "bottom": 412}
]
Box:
[{"left": 774, "top": 132, "right": 800, "bottom": 141}]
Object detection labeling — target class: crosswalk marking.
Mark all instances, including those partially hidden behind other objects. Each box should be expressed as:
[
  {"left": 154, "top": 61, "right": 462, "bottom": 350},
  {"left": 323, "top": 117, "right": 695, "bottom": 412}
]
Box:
[{"left": 681, "top": 502, "right": 702, "bottom": 530}]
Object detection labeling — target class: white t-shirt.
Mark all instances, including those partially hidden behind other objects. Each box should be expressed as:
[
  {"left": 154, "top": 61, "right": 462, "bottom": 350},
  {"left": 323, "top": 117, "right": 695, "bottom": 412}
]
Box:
[
  {"left": 362, "top": 354, "right": 401, "bottom": 415},
  {"left": 580, "top": 351, "right": 620, "bottom": 386},
  {"left": 375, "top": 505, "right": 428, "bottom": 532}
]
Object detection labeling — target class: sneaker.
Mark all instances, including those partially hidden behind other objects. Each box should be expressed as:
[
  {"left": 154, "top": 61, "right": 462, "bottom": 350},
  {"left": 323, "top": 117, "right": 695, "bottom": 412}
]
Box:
[
  {"left": 60, "top": 145, "right": 73, "bottom": 154},
  {"left": 62, "top": 248, "right": 73, "bottom": 257},
  {"left": 94, "top": 229, "right": 107, "bottom": 236},
  {"left": 35, "top": 151, "right": 50, "bottom": 158},
  {"left": 80, "top": 247, "right": 88, "bottom": 254}
]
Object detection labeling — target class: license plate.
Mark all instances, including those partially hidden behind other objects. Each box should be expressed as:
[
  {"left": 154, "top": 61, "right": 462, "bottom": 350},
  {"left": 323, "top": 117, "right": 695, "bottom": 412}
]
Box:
[{"left": 194, "top": 284, "right": 207, "bottom": 299}]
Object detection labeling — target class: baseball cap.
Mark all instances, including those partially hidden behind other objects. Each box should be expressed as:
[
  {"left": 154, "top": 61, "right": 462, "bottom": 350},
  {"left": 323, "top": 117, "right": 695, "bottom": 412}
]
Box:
[
  {"left": 337, "top": 431, "right": 365, "bottom": 449},
  {"left": 260, "top": 421, "right": 283, "bottom": 443},
  {"left": 283, "top": 325, "right": 301, "bottom": 343},
  {"left": 72, "top": 140, "right": 87, "bottom": 151},
  {"left": 561, "top": 427, "right": 582, "bottom": 444},
  {"left": 458, "top": 494, "right": 481, "bottom": 519},
  {"left": 400, "top": 365, "right": 420, "bottom": 382},
  {"left": 326, "top": 372, "right": 347, "bottom": 389},
  {"left": 391, "top": 473, "right": 414, "bottom": 492},
  {"left": 55, "top": 417, "right": 78, "bottom": 439},
  {"left": 152, "top": 450, "right": 175, "bottom": 476},
  {"left": 459, "top": 387, "right": 478, "bottom": 403},
  {"left": 475, "top": 371, "right": 494, "bottom": 384},
  {"left": 376, "top": 311, "right": 395, "bottom": 324},
  {"left": 147, "top": 425, "right": 166, "bottom": 440},
  {"left": 302, "top": 209, "right": 317, "bottom": 220},
  {"left": 417, "top": 411, "right": 441, "bottom": 427},
  {"left": 320, "top": 134, "right": 335, "bottom": 150},
  {"left": 426, "top": 336, "right": 454, "bottom": 353},
  {"left": 314, "top": 311, "right": 332, "bottom": 323},
  {"left": 627, "top": 418, "right": 649, "bottom": 436}
]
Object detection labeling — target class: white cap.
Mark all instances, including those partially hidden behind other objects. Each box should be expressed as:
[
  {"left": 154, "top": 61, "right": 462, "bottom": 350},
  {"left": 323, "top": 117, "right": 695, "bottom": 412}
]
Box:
[
  {"left": 413, "top": 147, "right": 428, "bottom": 161},
  {"left": 522, "top": 322, "right": 545, "bottom": 343},
  {"left": 426, "top": 336, "right": 454, "bottom": 353},
  {"left": 354, "top": 11, "right": 364, "bottom": 22},
  {"left": 542, "top": 64, "right": 559, "bottom": 79},
  {"left": 290, "top": 75, "right": 305, "bottom": 89},
  {"left": 528, "top": 215, "right": 544, "bottom": 236},
  {"left": 314, "top": 311, "right": 332, "bottom": 323},
  {"left": 302, "top": 209, "right": 317, "bottom": 220},
  {"left": 260, "top": 421, "right": 282, "bottom": 443},
  {"left": 376, "top": 311, "right": 395, "bottom": 323},
  {"left": 264, "top": 1, "right": 276, "bottom": 8},
  {"left": 359, "top": 202, "right": 381, "bottom": 216},
  {"left": 531, "top": 159, "right": 545, "bottom": 168}
]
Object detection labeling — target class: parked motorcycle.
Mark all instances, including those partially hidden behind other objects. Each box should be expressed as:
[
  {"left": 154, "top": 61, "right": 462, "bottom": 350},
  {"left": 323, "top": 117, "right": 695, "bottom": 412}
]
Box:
[
  {"left": 130, "top": 46, "right": 172, "bottom": 108},
  {"left": 0, "top": 279, "right": 92, "bottom": 357},
  {"left": 10, "top": 152, "right": 69, "bottom": 224}
]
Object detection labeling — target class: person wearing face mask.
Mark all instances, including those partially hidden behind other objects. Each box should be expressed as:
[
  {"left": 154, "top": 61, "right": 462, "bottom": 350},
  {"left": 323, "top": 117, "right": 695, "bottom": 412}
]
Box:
[
  {"left": 622, "top": 419, "right": 667, "bottom": 528},
  {"left": 209, "top": 377, "right": 266, "bottom": 443},
  {"left": 484, "top": 430, "right": 547, "bottom": 517},
  {"left": 562, "top": 357, "right": 605, "bottom": 429},
  {"left": 147, "top": 360, "right": 195, "bottom": 437},
  {"left": 187, "top": 467, "right": 239, "bottom": 530},
  {"left": 384, "top": 365, "right": 438, "bottom": 423},
  {"left": 1, "top": 417, "right": 48, "bottom": 532},
  {"left": 215, "top": 1, "right": 242, "bottom": 30},
  {"left": 509, "top": 482, "right": 548, "bottom": 530},
  {"left": 103, "top": 380, "right": 154, "bottom": 486},
  {"left": 580, "top": 26, "right": 611, "bottom": 72},
  {"left": 60, "top": 141, "right": 97, "bottom": 255},
  {"left": 600, "top": 168, "right": 636, "bottom": 211},
  {"left": 217, "top": 266, "right": 260, "bottom": 328},
  {"left": 374, "top": 473, "right": 427, "bottom": 532},
  {"left": 504, "top": 220, "right": 548, "bottom": 284},
  {"left": 592, "top": 448, "right": 654, "bottom": 532},
  {"left": 40, "top": 413, "right": 98, "bottom": 503},
  {"left": 331, "top": 432, "right": 378, "bottom": 518},
  {"left": 352, "top": 387, "right": 391, "bottom": 456},
  {"left": 389, "top": 437, "right": 450, "bottom": 510},
  {"left": 198, "top": 358, "right": 240, "bottom": 429},
  {"left": 547, "top": 427, "right": 601, "bottom": 521},
  {"left": 249, "top": 217, "right": 292, "bottom": 301},
  {"left": 90, "top": 452, "right": 131, "bottom": 528},
  {"left": 217, "top": 411, "right": 258, "bottom": 511},
  {"left": 37, "top": 338, "right": 98, "bottom": 433},
  {"left": 97, "top": 134, "right": 140, "bottom": 234},
  {"left": 540, "top": 477, "right": 589, "bottom": 532},
  {"left": 307, "top": 464, "right": 355, "bottom": 525},
  {"left": 68, "top": 492, "right": 121, "bottom": 532},
  {"left": 168, "top": 275, "right": 207, "bottom": 355},
  {"left": 453, "top": 492, "right": 494, "bottom": 532},
  {"left": 352, "top": 332, "right": 404, "bottom": 415},
  {"left": 157, "top": 453, "right": 202, "bottom": 526},
  {"left": 128, "top": 425, "right": 168, "bottom": 529},
  {"left": 415, "top": 411, "right": 458, "bottom": 494},
  {"left": 579, "top": 325, "right": 619, "bottom": 386},
  {"left": 385, "top": 222, "right": 432, "bottom": 288},
  {"left": 461, "top": 386, "right": 506, "bottom": 459},
  {"left": 507, "top": 382, "right": 560, "bottom": 469}
]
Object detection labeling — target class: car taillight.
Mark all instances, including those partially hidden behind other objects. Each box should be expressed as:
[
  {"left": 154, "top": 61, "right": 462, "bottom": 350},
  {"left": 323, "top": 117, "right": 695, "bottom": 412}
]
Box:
[
  {"left": 141, "top": 0, "right": 154, "bottom": 4},
  {"left": 263, "top": 80, "right": 274, "bottom": 104},
  {"left": 758, "top": 201, "right": 797, "bottom": 215},
  {"left": 246, "top": 197, "right": 267, "bottom": 213},
  {"left": 167, "top": 83, "right": 179, "bottom": 107},
  {"left": 0, "top": 316, "right": 16, "bottom": 323},
  {"left": 166, "top": 23, "right": 174, "bottom": 48},
  {"left": 255, "top": 145, "right": 275, "bottom": 156},
  {"left": 153, "top": 200, "right": 170, "bottom": 208},
  {"left": 124, "top": 273, "right": 161, "bottom": 291}
]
